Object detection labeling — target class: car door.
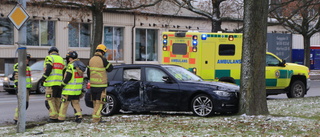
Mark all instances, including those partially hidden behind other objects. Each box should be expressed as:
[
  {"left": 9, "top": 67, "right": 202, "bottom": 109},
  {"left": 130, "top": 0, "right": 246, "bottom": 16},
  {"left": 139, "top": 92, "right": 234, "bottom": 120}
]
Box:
[
  {"left": 143, "top": 67, "right": 181, "bottom": 110},
  {"left": 116, "top": 67, "right": 144, "bottom": 110},
  {"left": 265, "top": 54, "right": 291, "bottom": 89}
]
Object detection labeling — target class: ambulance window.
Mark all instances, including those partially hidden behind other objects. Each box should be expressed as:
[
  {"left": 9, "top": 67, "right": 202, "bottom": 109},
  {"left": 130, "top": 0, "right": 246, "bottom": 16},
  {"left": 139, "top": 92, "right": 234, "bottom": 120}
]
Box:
[
  {"left": 266, "top": 55, "right": 280, "bottom": 66},
  {"left": 172, "top": 43, "right": 187, "bottom": 55},
  {"left": 219, "top": 44, "right": 235, "bottom": 56}
]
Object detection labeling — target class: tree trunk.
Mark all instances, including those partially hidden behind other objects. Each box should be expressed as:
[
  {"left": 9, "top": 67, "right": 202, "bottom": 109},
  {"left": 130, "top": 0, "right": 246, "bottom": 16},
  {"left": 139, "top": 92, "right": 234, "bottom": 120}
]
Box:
[
  {"left": 303, "top": 35, "right": 311, "bottom": 68},
  {"left": 211, "top": 0, "right": 222, "bottom": 32},
  {"left": 90, "top": 3, "right": 104, "bottom": 57},
  {"left": 239, "top": 0, "right": 269, "bottom": 115}
]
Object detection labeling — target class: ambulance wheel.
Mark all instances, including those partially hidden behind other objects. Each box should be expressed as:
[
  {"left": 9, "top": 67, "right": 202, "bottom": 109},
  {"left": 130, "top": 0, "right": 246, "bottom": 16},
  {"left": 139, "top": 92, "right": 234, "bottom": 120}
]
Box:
[
  {"left": 286, "top": 80, "right": 305, "bottom": 98},
  {"left": 191, "top": 94, "right": 214, "bottom": 117},
  {"left": 219, "top": 77, "right": 235, "bottom": 84}
]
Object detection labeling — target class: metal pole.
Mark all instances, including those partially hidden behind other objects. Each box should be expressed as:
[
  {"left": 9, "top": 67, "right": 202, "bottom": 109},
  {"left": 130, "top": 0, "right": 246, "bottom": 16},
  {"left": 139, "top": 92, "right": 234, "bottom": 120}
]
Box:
[{"left": 17, "top": 0, "right": 27, "bottom": 133}]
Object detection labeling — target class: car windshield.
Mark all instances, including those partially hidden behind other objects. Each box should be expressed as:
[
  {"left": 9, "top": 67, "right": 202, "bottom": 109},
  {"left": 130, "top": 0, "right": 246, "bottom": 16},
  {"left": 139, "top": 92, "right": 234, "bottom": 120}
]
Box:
[
  {"left": 30, "top": 60, "right": 44, "bottom": 71},
  {"left": 163, "top": 66, "right": 202, "bottom": 81}
]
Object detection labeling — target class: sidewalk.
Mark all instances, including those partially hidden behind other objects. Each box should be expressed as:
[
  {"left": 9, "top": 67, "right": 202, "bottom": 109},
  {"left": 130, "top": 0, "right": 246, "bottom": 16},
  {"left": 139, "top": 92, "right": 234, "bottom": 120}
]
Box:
[{"left": 310, "top": 70, "right": 320, "bottom": 80}]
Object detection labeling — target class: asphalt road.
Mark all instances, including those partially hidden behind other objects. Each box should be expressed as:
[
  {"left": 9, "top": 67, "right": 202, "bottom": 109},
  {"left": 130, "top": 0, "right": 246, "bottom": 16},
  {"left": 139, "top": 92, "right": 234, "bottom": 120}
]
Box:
[
  {"left": 0, "top": 92, "right": 92, "bottom": 126},
  {"left": 0, "top": 80, "right": 319, "bottom": 126}
]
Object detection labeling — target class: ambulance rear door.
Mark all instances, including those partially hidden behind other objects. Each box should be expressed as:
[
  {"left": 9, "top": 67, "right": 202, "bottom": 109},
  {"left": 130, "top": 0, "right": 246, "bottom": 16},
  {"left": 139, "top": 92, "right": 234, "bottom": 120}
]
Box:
[{"left": 199, "top": 33, "right": 217, "bottom": 81}]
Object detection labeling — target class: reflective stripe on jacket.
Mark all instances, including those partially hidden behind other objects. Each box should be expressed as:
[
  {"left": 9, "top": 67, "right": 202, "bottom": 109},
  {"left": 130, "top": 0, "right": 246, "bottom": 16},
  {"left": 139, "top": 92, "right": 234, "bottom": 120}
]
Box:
[
  {"left": 88, "top": 52, "right": 109, "bottom": 87},
  {"left": 13, "top": 63, "right": 32, "bottom": 88},
  {"left": 62, "top": 62, "right": 83, "bottom": 95},
  {"left": 43, "top": 54, "right": 65, "bottom": 87}
]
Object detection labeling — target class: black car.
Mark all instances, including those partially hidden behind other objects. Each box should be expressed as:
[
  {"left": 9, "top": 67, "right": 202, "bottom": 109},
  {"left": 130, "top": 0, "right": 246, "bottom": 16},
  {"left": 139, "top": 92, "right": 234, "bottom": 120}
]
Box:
[{"left": 85, "top": 64, "right": 239, "bottom": 117}]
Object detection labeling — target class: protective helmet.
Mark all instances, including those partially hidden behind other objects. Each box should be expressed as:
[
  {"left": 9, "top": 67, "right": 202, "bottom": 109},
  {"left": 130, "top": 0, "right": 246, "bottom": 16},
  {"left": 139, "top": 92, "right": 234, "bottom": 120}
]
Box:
[
  {"left": 96, "top": 44, "right": 107, "bottom": 53},
  {"left": 48, "top": 46, "right": 59, "bottom": 54},
  {"left": 66, "top": 51, "right": 78, "bottom": 59},
  {"left": 26, "top": 53, "right": 31, "bottom": 59}
]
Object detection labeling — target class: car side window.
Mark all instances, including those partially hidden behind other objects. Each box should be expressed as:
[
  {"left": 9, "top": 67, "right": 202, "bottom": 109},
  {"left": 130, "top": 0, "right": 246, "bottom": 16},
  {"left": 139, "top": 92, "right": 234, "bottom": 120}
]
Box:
[
  {"left": 146, "top": 67, "right": 167, "bottom": 82},
  {"left": 123, "top": 69, "right": 141, "bottom": 81},
  {"left": 266, "top": 54, "right": 280, "bottom": 66},
  {"left": 107, "top": 68, "right": 118, "bottom": 80}
]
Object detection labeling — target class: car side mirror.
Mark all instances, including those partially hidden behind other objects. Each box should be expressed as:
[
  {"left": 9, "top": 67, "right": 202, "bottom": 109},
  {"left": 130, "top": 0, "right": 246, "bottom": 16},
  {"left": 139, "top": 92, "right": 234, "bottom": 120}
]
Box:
[
  {"left": 162, "top": 76, "right": 173, "bottom": 83},
  {"left": 9, "top": 78, "right": 13, "bottom": 81},
  {"left": 279, "top": 59, "right": 286, "bottom": 67}
]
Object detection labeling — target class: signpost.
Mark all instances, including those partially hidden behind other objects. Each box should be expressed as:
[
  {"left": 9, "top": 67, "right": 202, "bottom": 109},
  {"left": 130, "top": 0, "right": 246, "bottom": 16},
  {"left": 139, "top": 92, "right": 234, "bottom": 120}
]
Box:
[
  {"left": 8, "top": 2, "right": 29, "bottom": 133},
  {"left": 8, "top": 4, "right": 30, "bottom": 30}
]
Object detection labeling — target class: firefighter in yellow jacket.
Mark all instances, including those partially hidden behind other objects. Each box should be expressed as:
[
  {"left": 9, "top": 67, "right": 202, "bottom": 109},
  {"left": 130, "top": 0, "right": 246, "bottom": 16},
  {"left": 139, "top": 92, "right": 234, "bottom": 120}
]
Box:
[
  {"left": 58, "top": 51, "right": 86, "bottom": 123},
  {"left": 88, "top": 44, "right": 113, "bottom": 123},
  {"left": 39, "top": 47, "right": 65, "bottom": 122},
  {"left": 12, "top": 54, "right": 32, "bottom": 124}
]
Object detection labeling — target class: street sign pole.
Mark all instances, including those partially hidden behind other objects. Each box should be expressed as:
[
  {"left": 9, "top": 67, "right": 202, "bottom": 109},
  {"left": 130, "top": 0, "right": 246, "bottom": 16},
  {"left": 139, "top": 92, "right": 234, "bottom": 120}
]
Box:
[
  {"left": 15, "top": 0, "right": 28, "bottom": 133},
  {"left": 8, "top": 0, "right": 30, "bottom": 132}
]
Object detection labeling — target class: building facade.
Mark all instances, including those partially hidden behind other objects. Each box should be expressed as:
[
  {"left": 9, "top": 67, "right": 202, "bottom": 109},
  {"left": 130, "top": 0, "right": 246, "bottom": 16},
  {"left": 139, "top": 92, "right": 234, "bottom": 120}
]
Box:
[{"left": 0, "top": 3, "right": 319, "bottom": 75}]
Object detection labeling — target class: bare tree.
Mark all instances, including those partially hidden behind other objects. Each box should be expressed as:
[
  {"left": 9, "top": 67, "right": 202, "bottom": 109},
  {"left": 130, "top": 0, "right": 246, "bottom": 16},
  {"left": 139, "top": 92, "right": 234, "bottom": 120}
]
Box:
[
  {"left": 28, "top": 0, "right": 163, "bottom": 56},
  {"left": 170, "top": 0, "right": 243, "bottom": 32},
  {"left": 269, "top": 0, "right": 320, "bottom": 68},
  {"left": 239, "top": 0, "right": 269, "bottom": 115}
]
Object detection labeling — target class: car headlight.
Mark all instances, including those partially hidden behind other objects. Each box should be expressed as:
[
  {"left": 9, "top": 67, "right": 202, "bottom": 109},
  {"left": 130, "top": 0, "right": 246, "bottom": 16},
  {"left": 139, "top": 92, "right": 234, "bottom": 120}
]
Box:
[
  {"left": 4, "top": 77, "right": 8, "bottom": 81},
  {"left": 214, "top": 90, "right": 232, "bottom": 97},
  {"left": 31, "top": 77, "right": 38, "bottom": 82}
]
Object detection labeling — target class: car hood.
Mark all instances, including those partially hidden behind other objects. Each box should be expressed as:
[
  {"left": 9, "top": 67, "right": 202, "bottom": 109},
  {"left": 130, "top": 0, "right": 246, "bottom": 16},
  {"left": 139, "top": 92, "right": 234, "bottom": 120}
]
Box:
[{"left": 182, "top": 81, "right": 240, "bottom": 92}]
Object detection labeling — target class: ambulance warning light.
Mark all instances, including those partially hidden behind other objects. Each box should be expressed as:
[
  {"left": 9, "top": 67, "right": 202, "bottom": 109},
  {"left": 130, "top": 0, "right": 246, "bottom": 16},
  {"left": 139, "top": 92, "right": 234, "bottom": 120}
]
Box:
[
  {"left": 192, "top": 47, "right": 197, "bottom": 52},
  {"left": 201, "top": 34, "right": 207, "bottom": 40},
  {"left": 192, "top": 67, "right": 197, "bottom": 74},
  {"left": 192, "top": 40, "right": 197, "bottom": 46},
  {"left": 163, "top": 34, "right": 168, "bottom": 39},
  {"left": 163, "top": 46, "right": 167, "bottom": 51},
  {"left": 228, "top": 35, "right": 234, "bottom": 41},
  {"left": 192, "top": 35, "right": 197, "bottom": 40},
  {"left": 163, "top": 39, "right": 167, "bottom": 45}
]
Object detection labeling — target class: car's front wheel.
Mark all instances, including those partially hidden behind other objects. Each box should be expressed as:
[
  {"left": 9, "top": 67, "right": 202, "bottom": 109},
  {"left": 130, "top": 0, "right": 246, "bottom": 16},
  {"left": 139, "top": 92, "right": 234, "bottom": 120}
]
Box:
[
  {"left": 191, "top": 94, "right": 214, "bottom": 117},
  {"left": 101, "top": 94, "right": 120, "bottom": 116},
  {"left": 287, "top": 80, "right": 305, "bottom": 98},
  {"left": 36, "top": 81, "right": 46, "bottom": 94}
]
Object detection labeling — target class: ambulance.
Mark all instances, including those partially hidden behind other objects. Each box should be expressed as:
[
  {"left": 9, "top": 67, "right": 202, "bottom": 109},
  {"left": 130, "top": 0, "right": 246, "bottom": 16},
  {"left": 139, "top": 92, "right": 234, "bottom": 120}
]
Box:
[{"left": 161, "top": 31, "right": 310, "bottom": 98}]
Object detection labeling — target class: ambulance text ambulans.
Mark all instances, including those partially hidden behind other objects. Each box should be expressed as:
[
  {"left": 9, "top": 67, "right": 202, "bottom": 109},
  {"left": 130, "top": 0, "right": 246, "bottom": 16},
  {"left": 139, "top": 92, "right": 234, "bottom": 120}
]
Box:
[{"left": 162, "top": 32, "right": 310, "bottom": 98}]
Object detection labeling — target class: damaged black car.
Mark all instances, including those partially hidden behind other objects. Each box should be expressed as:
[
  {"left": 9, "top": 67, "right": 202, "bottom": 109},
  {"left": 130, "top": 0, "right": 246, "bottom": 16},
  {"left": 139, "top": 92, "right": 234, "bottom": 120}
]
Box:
[{"left": 85, "top": 64, "right": 239, "bottom": 117}]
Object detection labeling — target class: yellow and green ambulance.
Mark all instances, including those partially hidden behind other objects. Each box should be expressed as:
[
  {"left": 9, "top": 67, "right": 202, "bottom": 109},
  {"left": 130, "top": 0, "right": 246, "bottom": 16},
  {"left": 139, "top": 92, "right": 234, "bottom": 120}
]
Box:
[{"left": 162, "top": 31, "right": 310, "bottom": 98}]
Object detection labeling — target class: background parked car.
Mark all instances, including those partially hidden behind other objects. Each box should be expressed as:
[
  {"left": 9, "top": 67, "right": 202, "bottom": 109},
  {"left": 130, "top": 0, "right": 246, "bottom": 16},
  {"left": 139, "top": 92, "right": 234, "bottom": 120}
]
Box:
[
  {"left": 3, "top": 60, "right": 88, "bottom": 94},
  {"left": 85, "top": 64, "right": 239, "bottom": 117}
]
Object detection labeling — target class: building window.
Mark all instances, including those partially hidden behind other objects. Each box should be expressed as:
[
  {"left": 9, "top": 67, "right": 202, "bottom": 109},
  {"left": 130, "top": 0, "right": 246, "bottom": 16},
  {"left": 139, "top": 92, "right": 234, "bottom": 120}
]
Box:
[
  {"left": 68, "top": 23, "right": 91, "bottom": 47},
  {"left": 103, "top": 27, "right": 124, "bottom": 61},
  {"left": 0, "top": 18, "right": 14, "bottom": 45},
  {"left": 135, "top": 29, "right": 158, "bottom": 61},
  {"left": 26, "top": 20, "right": 55, "bottom": 46}
]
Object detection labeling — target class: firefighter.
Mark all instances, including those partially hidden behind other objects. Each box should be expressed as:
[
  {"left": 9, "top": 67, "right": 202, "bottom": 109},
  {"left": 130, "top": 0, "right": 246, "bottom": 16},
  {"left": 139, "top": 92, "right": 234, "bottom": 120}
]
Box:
[
  {"left": 12, "top": 53, "right": 32, "bottom": 124},
  {"left": 87, "top": 44, "right": 113, "bottom": 123},
  {"left": 39, "top": 47, "right": 65, "bottom": 122},
  {"left": 57, "top": 51, "right": 86, "bottom": 123}
]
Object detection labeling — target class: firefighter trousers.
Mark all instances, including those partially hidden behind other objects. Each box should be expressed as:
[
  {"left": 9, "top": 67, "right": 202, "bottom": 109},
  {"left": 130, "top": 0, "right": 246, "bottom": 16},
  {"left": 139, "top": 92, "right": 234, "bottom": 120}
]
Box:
[
  {"left": 45, "top": 86, "right": 62, "bottom": 120},
  {"left": 14, "top": 89, "right": 30, "bottom": 121},
  {"left": 91, "top": 88, "right": 107, "bottom": 123},
  {"left": 58, "top": 95, "right": 82, "bottom": 121}
]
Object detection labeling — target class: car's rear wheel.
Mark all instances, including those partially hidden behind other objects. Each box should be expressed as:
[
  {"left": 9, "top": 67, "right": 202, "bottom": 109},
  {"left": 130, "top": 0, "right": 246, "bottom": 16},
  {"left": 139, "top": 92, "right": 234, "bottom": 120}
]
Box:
[
  {"left": 101, "top": 94, "right": 120, "bottom": 116},
  {"left": 287, "top": 80, "right": 305, "bottom": 98},
  {"left": 36, "top": 81, "right": 46, "bottom": 94},
  {"left": 191, "top": 94, "right": 214, "bottom": 117}
]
